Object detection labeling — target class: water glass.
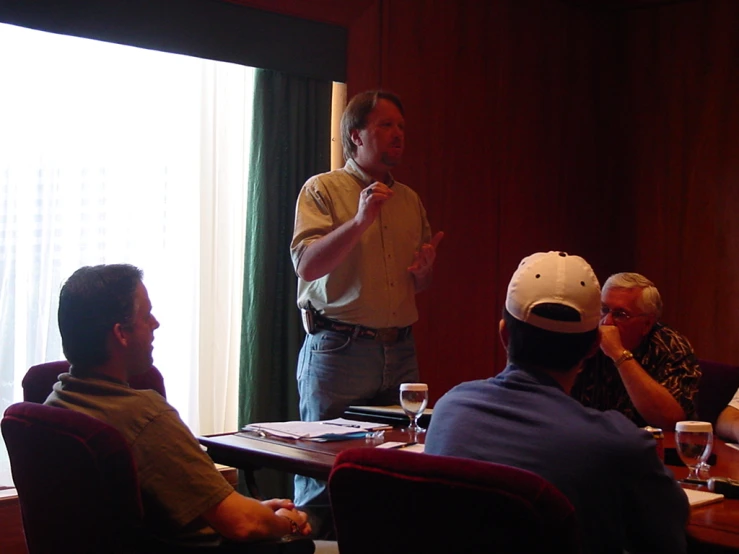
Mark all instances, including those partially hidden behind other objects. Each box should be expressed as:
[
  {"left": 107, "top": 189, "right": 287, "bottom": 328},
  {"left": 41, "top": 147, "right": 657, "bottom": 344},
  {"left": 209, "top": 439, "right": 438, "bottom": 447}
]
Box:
[
  {"left": 399, "top": 383, "right": 428, "bottom": 435},
  {"left": 675, "top": 421, "right": 713, "bottom": 480}
]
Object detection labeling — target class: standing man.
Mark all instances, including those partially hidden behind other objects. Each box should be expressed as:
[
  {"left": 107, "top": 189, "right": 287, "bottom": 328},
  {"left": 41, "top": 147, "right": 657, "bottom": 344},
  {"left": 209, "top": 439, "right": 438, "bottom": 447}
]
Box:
[
  {"left": 290, "top": 90, "right": 443, "bottom": 534},
  {"left": 425, "top": 252, "right": 689, "bottom": 554},
  {"left": 571, "top": 272, "right": 701, "bottom": 429}
]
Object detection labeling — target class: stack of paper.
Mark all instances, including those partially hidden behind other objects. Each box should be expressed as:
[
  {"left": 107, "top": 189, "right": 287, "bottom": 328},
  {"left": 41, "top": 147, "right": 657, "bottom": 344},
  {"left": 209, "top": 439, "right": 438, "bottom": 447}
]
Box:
[{"left": 243, "top": 418, "right": 391, "bottom": 441}]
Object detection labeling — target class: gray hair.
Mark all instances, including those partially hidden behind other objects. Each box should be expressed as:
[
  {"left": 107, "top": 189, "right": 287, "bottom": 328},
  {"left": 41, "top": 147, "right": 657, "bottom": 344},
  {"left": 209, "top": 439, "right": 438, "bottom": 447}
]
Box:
[{"left": 602, "top": 272, "right": 662, "bottom": 318}]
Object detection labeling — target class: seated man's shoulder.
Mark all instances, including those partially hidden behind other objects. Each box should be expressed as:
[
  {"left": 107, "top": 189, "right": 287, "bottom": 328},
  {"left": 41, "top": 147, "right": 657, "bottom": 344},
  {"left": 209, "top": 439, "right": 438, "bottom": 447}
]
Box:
[
  {"left": 434, "top": 379, "right": 489, "bottom": 407},
  {"left": 650, "top": 321, "right": 694, "bottom": 349},
  {"left": 582, "top": 407, "right": 655, "bottom": 454}
]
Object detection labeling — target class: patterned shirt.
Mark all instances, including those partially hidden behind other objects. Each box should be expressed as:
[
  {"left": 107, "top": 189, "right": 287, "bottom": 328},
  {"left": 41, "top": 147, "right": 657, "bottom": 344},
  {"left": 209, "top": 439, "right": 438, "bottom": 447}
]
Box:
[{"left": 571, "top": 322, "right": 701, "bottom": 427}]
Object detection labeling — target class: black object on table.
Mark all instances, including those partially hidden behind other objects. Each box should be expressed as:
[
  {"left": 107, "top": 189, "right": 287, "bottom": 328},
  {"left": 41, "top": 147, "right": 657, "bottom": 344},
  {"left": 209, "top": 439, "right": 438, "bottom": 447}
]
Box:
[{"left": 664, "top": 447, "right": 717, "bottom": 467}]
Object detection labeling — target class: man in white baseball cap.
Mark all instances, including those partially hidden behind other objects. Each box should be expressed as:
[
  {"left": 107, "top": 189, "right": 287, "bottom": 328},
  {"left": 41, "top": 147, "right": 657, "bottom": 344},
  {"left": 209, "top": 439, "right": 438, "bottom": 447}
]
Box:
[{"left": 425, "top": 251, "right": 688, "bottom": 554}]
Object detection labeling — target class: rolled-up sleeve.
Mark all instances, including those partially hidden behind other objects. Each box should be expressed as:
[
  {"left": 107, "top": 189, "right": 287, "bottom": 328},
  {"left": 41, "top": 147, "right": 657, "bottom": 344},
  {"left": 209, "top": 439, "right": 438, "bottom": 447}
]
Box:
[{"left": 290, "top": 178, "right": 335, "bottom": 272}]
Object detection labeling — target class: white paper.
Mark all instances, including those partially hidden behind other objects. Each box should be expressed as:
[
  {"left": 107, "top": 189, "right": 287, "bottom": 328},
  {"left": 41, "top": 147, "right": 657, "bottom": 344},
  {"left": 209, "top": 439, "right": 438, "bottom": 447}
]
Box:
[
  {"left": 682, "top": 487, "right": 724, "bottom": 507},
  {"left": 243, "top": 418, "right": 392, "bottom": 439},
  {"left": 376, "top": 442, "right": 425, "bottom": 453}
]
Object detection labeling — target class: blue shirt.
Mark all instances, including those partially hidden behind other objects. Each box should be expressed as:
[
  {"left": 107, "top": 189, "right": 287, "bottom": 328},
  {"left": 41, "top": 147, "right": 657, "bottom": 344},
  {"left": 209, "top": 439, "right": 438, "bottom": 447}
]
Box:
[{"left": 425, "top": 365, "right": 689, "bottom": 554}]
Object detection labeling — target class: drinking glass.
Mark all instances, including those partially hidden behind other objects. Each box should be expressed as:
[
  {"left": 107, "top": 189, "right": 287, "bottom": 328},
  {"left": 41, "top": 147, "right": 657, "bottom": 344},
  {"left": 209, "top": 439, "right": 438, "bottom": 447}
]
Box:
[
  {"left": 400, "top": 383, "right": 429, "bottom": 435},
  {"left": 675, "top": 421, "right": 713, "bottom": 480}
]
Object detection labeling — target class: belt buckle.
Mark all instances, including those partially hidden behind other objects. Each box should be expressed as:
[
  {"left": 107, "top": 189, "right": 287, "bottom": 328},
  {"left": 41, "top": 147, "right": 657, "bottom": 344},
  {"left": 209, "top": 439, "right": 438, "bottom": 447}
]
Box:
[{"left": 375, "top": 327, "right": 399, "bottom": 343}]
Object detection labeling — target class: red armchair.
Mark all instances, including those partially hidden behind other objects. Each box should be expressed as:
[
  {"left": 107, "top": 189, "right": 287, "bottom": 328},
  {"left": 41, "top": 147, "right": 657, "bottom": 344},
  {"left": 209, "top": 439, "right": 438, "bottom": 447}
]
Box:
[
  {"left": 2, "top": 402, "right": 316, "bottom": 554},
  {"left": 328, "top": 447, "right": 580, "bottom": 554},
  {"left": 22, "top": 360, "right": 166, "bottom": 403},
  {"left": 695, "top": 359, "right": 739, "bottom": 425},
  {"left": 2, "top": 402, "right": 151, "bottom": 553}
]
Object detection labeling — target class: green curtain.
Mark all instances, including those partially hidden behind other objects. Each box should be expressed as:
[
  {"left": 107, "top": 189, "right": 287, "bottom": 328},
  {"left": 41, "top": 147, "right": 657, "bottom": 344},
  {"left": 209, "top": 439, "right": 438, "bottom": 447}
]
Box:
[{"left": 238, "top": 69, "right": 332, "bottom": 498}]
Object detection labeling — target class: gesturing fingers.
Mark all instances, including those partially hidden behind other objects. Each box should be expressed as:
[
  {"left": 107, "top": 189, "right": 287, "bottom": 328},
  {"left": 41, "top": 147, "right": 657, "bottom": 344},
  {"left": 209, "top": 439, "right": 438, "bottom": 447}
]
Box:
[
  {"left": 408, "top": 243, "right": 436, "bottom": 274},
  {"left": 430, "top": 231, "right": 444, "bottom": 250}
]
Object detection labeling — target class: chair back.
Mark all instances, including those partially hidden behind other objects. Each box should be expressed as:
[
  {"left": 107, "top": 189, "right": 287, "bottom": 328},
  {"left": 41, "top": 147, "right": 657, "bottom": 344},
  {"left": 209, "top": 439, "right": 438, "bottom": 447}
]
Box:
[
  {"left": 328, "top": 447, "right": 580, "bottom": 554},
  {"left": 2, "top": 402, "right": 316, "bottom": 554},
  {"left": 23, "top": 360, "right": 166, "bottom": 402},
  {"left": 1, "top": 402, "right": 144, "bottom": 553},
  {"left": 696, "top": 359, "right": 739, "bottom": 425}
]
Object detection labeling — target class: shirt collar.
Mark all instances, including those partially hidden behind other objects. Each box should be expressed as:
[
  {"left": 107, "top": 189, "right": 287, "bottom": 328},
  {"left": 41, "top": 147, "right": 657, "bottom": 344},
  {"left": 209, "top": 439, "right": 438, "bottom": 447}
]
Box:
[
  {"left": 66, "top": 367, "right": 129, "bottom": 387},
  {"left": 500, "top": 363, "right": 566, "bottom": 392},
  {"left": 344, "top": 158, "right": 395, "bottom": 188},
  {"left": 634, "top": 321, "right": 663, "bottom": 358}
]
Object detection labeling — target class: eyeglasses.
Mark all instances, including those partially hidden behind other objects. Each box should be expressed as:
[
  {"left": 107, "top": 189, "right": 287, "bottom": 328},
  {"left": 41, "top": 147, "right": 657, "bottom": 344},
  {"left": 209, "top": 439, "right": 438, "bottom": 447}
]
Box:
[{"left": 600, "top": 306, "right": 648, "bottom": 323}]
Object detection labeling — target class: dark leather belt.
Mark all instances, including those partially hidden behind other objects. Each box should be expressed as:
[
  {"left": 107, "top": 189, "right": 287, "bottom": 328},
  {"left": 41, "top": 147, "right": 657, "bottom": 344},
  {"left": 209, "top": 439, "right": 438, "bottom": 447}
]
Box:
[{"left": 314, "top": 315, "right": 412, "bottom": 343}]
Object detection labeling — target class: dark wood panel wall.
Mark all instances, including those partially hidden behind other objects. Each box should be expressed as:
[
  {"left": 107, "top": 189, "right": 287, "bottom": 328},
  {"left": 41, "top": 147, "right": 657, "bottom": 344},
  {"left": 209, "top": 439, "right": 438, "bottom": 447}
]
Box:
[
  {"left": 378, "top": 0, "right": 624, "bottom": 400},
  {"left": 615, "top": 0, "right": 739, "bottom": 366},
  {"left": 211, "top": 0, "right": 739, "bottom": 399}
]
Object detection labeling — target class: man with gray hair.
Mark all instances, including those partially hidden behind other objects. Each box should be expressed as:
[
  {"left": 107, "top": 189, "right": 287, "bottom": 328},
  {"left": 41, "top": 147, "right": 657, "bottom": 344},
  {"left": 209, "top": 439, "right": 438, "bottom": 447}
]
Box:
[{"left": 571, "top": 272, "right": 701, "bottom": 429}]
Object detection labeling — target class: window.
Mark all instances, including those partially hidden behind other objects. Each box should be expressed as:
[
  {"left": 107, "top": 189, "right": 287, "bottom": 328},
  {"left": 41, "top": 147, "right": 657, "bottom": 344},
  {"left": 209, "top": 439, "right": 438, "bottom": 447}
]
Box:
[{"left": 0, "top": 23, "right": 254, "bottom": 486}]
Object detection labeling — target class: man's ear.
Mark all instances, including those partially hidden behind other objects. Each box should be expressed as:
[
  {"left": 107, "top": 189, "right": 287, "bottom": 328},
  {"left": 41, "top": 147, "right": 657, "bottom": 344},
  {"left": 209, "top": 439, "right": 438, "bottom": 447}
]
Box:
[
  {"left": 112, "top": 323, "right": 128, "bottom": 347},
  {"left": 350, "top": 128, "right": 362, "bottom": 147},
  {"left": 499, "top": 319, "right": 509, "bottom": 350},
  {"left": 641, "top": 313, "right": 657, "bottom": 337}
]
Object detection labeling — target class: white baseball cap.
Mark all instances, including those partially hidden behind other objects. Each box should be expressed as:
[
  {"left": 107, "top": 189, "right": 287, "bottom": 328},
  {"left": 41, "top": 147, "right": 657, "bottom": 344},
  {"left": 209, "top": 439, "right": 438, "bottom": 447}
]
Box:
[{"left": 505, "top": 251, "right": 601, "bottom": 334}]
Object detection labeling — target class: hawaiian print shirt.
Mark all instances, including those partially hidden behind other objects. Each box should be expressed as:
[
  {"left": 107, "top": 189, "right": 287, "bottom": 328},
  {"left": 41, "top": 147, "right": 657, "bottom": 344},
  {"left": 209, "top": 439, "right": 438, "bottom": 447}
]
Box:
[{"left": 571, "top": 322, "right": 701, "bottom": 428}]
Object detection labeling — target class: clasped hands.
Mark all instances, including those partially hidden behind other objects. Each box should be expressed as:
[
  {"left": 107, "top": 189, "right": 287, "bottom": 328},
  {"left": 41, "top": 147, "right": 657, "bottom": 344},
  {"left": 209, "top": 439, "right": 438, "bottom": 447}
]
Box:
[{"left": 262, "top": 498, "right": 312, "bottom": 537}]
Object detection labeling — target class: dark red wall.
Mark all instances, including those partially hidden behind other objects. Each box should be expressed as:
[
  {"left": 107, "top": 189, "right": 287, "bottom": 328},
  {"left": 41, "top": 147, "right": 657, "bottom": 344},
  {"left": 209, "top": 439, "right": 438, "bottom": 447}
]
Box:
[{"left": 235, "top": 0, "right": 739, "bottom": 402}]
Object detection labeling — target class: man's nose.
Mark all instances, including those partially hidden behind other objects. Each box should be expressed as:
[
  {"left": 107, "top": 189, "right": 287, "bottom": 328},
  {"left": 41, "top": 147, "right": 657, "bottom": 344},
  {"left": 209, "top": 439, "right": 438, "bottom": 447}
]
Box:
[{"left": 601, "top": 311, "right": 614, "bottom": 325}]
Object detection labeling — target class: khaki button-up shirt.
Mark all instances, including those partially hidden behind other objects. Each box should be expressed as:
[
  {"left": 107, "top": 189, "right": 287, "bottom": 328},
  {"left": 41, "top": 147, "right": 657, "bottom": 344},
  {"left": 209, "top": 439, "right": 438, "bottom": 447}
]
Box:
[{"left": 291, "top": 159, "right": 432, "bottom": 329}]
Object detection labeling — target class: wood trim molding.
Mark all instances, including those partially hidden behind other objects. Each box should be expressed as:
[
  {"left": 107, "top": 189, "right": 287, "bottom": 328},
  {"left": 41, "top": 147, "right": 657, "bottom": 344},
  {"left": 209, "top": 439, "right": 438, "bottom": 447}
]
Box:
[{"left": 0, "top": 491, "right": 27, "bottom": 554}]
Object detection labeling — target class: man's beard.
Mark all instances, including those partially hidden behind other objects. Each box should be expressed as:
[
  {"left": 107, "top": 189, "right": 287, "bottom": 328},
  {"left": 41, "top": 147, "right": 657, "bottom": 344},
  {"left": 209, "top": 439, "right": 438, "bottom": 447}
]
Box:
[{"left": 381, "top": 152, "right": 402, "bottom": 167}]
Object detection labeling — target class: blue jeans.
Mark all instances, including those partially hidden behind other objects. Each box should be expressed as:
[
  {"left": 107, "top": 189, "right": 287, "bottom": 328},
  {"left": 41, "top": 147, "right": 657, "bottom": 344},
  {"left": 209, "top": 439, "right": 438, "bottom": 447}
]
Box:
[{"left": 293, "top": 328, "right": 419, "bottom": 511}]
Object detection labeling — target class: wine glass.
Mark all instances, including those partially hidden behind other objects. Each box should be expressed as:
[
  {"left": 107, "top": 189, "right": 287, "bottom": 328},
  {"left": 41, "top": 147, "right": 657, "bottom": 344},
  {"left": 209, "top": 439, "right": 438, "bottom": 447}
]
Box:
[
  {"left": 400, "top": 383, "right": 429, "bottom": 436},
  {"left": 675, "top": 421, "right": 713, "bottom": 481}
]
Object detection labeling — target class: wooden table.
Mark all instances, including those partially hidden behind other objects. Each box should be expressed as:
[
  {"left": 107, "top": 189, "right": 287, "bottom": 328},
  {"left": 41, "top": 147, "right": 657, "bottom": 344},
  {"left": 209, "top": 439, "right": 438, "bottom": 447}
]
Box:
[
  {"left": 664, "top": 432, "right": 739, "bottom": 551},
  {"left": 199, "top": 429, "right": 739, "bottom": 551},
  {"left": 199, "top": 428, "right": 417, "bottom": 498}
]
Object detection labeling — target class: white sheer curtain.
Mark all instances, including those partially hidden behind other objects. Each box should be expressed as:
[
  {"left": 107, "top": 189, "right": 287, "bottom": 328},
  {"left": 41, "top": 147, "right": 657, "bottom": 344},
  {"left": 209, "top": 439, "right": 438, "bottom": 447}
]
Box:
[{"left": 0, "top": 24, "right": 253, "bottom": 487}]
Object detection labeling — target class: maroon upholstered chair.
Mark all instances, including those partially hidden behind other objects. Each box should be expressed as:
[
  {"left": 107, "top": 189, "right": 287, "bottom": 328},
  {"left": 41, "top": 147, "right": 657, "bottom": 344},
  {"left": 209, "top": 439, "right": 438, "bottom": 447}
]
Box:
[
  {"left": 695, "top": 359, "right": 739, "bottom": 425},
  {"left": 2, "top": 402, "right": 150, "bottom": 553},
  {"left": 328, "top": 448, "right": 580, "bottom": 554},
  {"left": 22, "top": 360, "right": 166, "bottom": 403},
  {"left": 2, "top": 402, "right": 315, "bottom": 554}
]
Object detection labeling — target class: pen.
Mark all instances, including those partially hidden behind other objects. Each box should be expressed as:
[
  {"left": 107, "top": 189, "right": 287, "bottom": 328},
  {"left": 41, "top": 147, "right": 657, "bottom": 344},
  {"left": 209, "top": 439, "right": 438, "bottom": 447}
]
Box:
[{"left": 322, "top": 422, "right": 362, "bottom": 428}]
